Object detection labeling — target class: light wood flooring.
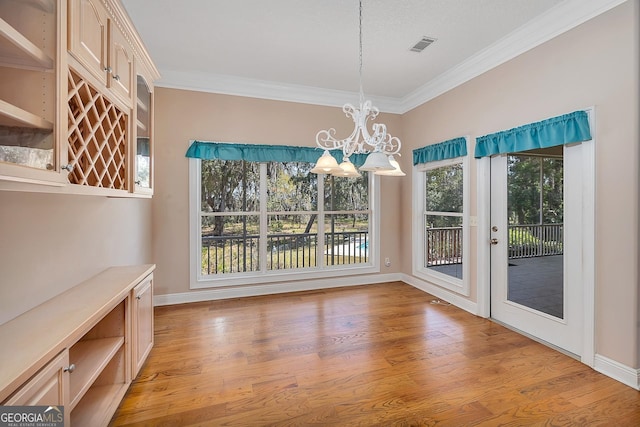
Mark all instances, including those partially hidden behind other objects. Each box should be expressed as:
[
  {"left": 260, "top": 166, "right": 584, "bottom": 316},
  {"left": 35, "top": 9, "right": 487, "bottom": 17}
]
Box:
[{"left": 111, "top": 282, "right": 640, "bottom": 426}]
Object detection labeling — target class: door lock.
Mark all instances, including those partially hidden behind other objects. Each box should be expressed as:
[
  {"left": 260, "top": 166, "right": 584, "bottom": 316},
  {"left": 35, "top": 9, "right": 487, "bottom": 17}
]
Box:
[{"left": 490, "top": 238, "right": 499, "bottom": 245}]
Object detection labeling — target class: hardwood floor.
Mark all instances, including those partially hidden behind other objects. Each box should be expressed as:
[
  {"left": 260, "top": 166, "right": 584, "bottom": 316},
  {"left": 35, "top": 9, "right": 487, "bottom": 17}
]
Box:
[{"left": 111, "top": 282, "right": 640, "bottom": 426}]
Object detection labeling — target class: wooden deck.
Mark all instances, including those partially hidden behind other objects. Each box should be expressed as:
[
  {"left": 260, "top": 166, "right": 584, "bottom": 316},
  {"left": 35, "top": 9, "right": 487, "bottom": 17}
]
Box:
[{"left": 110, "top": 282, "right": 639, "bottom": 426}]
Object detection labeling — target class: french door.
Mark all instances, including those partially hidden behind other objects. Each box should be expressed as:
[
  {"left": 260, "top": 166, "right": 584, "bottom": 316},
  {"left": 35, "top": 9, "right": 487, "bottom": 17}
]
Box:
[{"left": 490, "top": 143, "right": 590, "bottom": 357}]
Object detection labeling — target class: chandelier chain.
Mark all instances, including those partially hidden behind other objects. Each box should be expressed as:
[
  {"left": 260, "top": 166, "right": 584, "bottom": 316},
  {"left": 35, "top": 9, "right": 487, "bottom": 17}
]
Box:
[{"left": 359, "top": 0, "right": 364, "bottom": 106}]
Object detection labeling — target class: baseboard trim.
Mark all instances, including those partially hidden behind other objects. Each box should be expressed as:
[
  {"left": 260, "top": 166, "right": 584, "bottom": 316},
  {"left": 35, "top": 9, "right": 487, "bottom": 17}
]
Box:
[
  {"left": 400, "top": 273, "right": 478, "bottom": 315},
  {"left": 593, "top": 354, "right": 640, "bottom": 390},
  {"left": 154, "top": 272, "right": 403, "bottom": 306}
]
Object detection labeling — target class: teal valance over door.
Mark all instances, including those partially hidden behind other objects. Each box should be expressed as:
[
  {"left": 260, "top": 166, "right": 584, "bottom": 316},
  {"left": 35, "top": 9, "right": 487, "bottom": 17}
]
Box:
[
  {"left": 185, "top": 141, "right": 368, "bottom": 166},
  {"left": 412, "top": 137, "right": 467, "bottom": 165},
  {"left": 474, "top": 110, "right": 592, "bottom": 158}
]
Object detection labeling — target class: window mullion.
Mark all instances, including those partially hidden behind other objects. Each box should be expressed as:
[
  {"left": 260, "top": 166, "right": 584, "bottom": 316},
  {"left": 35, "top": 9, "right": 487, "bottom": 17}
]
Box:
[
  {"left": 259, "top": 163, "right": 268, "bottom": 273},
  {"left": 317, "top": 174, "right": 325, "bottom": 268}
]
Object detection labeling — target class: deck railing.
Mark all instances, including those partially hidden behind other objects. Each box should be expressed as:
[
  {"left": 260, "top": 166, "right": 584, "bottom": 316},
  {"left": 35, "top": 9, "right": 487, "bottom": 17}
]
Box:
[
  {"left": 202, "top": 224, "right": 563, "bottom": 274},
  {"left": 425, "top": 223, "right": 563, "bottom": 267},
  {"left": 202, "top": 230, "right": 368, "bottom": 274}
]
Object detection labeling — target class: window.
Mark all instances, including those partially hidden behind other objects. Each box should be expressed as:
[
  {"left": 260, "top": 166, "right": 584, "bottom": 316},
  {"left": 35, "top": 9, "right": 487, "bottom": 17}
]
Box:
[
  {"left": 190, "top": 158, "right": 378, "bottom": 288},
  {"left": 413, "top": 155, "right": 469, "bottom": 295}
]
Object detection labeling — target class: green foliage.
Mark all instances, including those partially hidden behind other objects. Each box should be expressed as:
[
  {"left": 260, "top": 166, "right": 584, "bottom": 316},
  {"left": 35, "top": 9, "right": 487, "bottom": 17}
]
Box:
[
  {"left": 425, "top": 164, "right": 463, "bottom": 213},
  {"left": 508, "top": 155, "right": 563, "bottom": 225}
]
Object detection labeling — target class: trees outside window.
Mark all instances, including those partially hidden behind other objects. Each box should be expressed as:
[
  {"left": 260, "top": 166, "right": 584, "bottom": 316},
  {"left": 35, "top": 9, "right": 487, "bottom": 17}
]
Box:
[{"left": 195, "top": 159, "right": 373, "bottom": 283}]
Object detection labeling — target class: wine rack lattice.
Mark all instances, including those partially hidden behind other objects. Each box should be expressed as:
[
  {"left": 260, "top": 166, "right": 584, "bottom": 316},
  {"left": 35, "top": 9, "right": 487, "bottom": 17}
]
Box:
[{"left": 67, "top": 70, "right": 128, "bottom": 189}]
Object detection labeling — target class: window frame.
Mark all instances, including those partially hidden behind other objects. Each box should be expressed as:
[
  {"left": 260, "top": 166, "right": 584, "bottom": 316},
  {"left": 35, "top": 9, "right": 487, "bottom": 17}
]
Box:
[
  {"left": 412, "top": 154, "right": 470, "bottom": 296},
  {"left": 189, "top": 158, "right": 381, "bottom": 289}
]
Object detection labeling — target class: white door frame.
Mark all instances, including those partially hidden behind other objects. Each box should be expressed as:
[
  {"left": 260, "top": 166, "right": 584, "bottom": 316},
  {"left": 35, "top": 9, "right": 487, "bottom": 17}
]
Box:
[{"left": 476, "top": 107, "right": 596, "bottom": 366}]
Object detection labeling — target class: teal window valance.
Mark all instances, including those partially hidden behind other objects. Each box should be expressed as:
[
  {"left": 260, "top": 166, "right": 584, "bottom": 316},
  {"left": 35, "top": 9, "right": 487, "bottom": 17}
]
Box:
[
  {"left": 474, "top": 110, "right": 591, "bottom": 158},
  {"left": 185, "top": 141, "right": 368, "bottom": 166},
  {"left": 413, "top": 137, "right": 467, "bottom": 165}
]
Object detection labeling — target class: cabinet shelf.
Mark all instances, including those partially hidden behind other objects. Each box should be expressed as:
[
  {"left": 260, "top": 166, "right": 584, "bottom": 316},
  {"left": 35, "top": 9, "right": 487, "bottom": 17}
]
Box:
[
  {"left": 0, "top": 99, "right": 54, "bottom": 129},
  {"left": 0, "top": 17, "right": 54, "bottom": 70},
  {"left": 70, "top": 383, "right": 129, "bottom": 427},
  {"left": 68, "top": 337, "right": 124, "bottom": 410}
]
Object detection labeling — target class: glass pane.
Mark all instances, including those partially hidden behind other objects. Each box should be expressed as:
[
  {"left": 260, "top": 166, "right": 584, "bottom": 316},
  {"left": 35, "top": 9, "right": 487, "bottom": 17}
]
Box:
[
  {"left": 267, "top": 162, "right": 317, "bottom": 211},
  {"left": 425, "top": 164, "right": 463, "bottom": 212},
  {"left": 201, "top": 160, "right": 260, "bottom": 212},
  {"left": 324, "top": 172, "right": 369, "bottom": 211},
  {"left": 507, "top": 153, "right": 564, "bottom": 318},
  {"left": 425, "top": 215, "right": 463, "bottom": 279},
  {"left": 267, "top": 214, "right": 318, "bottom": 270},
  {"left": 201, "top": 215, "right": 260, "bottom": 275},
  {"left": 135, "top": 75, "right": 151, "bottom": 188},
  {"left": 0, "top": 128, "right": 54, "bottom": 170},
  {"left": 324, "top": 214, "right": 369, "bottom": 266}
]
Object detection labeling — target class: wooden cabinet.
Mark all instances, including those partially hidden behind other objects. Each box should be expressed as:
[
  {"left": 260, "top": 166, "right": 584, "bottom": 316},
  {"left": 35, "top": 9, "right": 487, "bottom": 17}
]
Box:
[
  {"left": 0, "top": 0, "right": 68, "bottom": 183},
  {"left": 69, "top": 0, "right": 134, "bottom": 106},
  {"left": 108, "top": 22, "right": 134, "bottom": 105},
  {"left": 0, "top": 265, "right": 155, "bottom": 427},
  {"left": 132, "top": 274, "right": 154, "bottom": 377},
  {"left": 0, "top": 0, "right": 159, "bottom": 195},
  {"left": 3, "top": 350, "right": 70, "bottom": 406},
  {"left": 134, "top": 72, "right": 153, "bottom": 194},
  {"left": 68, "top": 0, "right": 109, "bottom": 87}
]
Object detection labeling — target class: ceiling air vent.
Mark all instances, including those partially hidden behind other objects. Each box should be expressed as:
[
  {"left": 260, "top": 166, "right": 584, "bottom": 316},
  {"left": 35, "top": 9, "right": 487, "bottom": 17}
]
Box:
[{"left": 410, "top": 36, "right": 436, "bottom": 53}]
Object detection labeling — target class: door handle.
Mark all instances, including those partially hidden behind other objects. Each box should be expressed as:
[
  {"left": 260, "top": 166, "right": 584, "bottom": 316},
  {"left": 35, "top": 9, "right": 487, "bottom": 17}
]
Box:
[{"left": 490, "top": 238, "right": 499, "bottom": 245}]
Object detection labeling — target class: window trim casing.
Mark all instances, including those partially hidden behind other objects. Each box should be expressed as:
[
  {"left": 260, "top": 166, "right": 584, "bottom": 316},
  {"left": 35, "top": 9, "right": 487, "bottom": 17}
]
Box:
[
  {"left": 412, "top": 153, "right": 470, "bottom": 296},
  {"left": 189, "top": 158, "right": 381, "bottom": 289}
]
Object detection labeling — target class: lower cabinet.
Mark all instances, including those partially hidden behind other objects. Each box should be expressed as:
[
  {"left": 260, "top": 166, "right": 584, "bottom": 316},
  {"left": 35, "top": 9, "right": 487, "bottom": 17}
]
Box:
[
  {"left": 132, "top": 274, "right": 154, "bottom": 378},
  {"left": 0, "top": 265, "right": 155, "bottom": 427},
  {"left": 69, "top": 300, "right": 130, "bottom": 426},
  {"left": 3, "top": 350, "right": 70, "bottom": 408}
]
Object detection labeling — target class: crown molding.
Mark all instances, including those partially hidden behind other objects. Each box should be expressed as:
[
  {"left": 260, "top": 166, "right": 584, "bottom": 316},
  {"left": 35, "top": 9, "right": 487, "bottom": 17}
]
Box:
[
  {"left": 155, "top": 0, "right": 627, "bottom": 114},
  {"left": 400, "top": 0, "right": 628, "bottom": 113},
  {"left": 156, "top": 69, "right": 406, "bottom": 114}
]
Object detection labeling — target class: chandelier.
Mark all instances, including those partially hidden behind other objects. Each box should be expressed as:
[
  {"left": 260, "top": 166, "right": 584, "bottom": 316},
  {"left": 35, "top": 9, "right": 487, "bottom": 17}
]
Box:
[{"left": 311, "top": 0, "right": 404, "bottom": 177}]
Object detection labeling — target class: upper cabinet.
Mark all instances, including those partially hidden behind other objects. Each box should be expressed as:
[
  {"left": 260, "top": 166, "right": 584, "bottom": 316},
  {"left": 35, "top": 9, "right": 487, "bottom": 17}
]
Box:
[
  {"left": 68, "top": 0, "right": 109, "bottom": 87},
  {"left": 134, "top": 73, "right": 153, "bottom": 193},
  {"left": 0, "top": 0, "right": 159, "bottom": 196},
  {"left": 0, "top": 0, "right": 67, "bottom": 184},
  {"left": 68, "top": 0, "right": 134, "bottom": 106}
]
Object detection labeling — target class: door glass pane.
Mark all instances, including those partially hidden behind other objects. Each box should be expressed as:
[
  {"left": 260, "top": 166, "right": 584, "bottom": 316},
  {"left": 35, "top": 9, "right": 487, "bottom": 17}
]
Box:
[{"left": 507, "top": 151, "right": 564, "bottom": 318}]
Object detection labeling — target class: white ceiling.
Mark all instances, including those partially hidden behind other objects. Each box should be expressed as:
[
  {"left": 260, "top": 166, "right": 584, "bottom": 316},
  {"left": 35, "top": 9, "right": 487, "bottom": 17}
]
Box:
[{"left": 121, "top": 0, "right": 624, "bottom": 113}]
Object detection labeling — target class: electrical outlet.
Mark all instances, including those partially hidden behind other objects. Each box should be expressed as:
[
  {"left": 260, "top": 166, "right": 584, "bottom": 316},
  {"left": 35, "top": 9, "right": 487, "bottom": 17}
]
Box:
[{"left": 384, "top": 257, "right": 391, "bottom": 267}]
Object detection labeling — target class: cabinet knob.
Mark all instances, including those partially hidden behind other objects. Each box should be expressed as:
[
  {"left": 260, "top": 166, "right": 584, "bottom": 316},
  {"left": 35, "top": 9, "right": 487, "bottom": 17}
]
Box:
[
  {"left": 113, "top": 74, "right": 120, "bottom": 82},
  {"left": 104, "top": 66, "right": 112, "bottom": 73},
  {"left": 136, "top": 295, "right": 142, "bottom": 300},
  {"left": 64, "top": 364, "right": 76, "bottom": 373},
  {"left": 135, "top": 180, "right": 141, "bottom": 185},
  {"left": 61, "top": 164, "right": 74, "bottom": 172}
]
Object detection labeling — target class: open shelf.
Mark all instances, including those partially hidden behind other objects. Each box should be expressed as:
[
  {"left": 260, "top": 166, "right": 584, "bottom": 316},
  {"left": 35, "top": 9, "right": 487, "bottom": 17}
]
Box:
[
  {"left": 0, "top": 17, "right": 54, "bottom": 70},
  {"left": 70, "top": 382, "right": 129, "bottom": 427},
  {"left": 68, "top": 337, "right": 124, "bottom": 410},
  {"left": 0, "top": 99, "right": 54, "bottom": 129}
]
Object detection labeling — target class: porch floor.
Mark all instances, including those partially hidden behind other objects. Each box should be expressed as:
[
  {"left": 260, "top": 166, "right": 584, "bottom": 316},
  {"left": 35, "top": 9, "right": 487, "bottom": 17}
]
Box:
[{"left": 430, "top": 255, "right": 563, "bottom": 318}]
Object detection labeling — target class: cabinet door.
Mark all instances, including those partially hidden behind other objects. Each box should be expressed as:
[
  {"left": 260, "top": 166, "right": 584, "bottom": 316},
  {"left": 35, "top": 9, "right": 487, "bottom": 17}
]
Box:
[
  {"left": 4, "top": 350, "right": 70, "bottom": 427},
  {"left": 132, "top": 275, "right": 153, "bottom": 377},
  {"left": 134, "top": 74, "right": 153, "bottom": 193},
  {"left": 109, "top": 22, "right": 134, "bottom": 105},
  {"left": 68, "top": 0, "right": 109, "bottom": 86}
]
